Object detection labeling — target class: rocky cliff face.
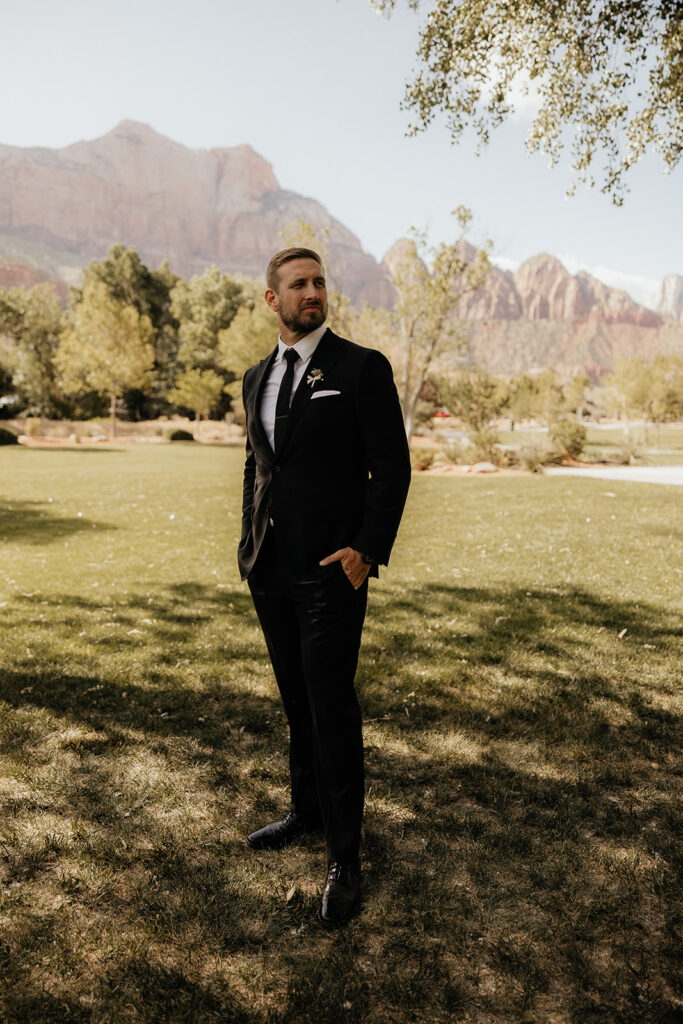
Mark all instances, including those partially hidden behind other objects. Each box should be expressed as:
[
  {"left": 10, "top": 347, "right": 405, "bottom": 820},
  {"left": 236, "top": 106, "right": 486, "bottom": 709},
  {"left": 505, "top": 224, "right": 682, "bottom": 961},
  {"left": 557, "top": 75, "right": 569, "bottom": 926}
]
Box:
[
  {"left": 464, "top": 253, "right": 679, "bottom": 375},
  {"left": 656, "top": 275, "right": 683, "bottom": 322},
  {"left": 0, "top": 122, "right": 679, "bottom": 374},
  {"left": 0, "top": 120, "right": 392, "bottom": 305},
  {"left": 379, "top": 242, "right": 675, "bottom": 373},
  {"left": 0, "top": 259, "right": 68, "bottom": 300},
  {"left": 457, "top": 252, "right": 662, "bottom": 327}
]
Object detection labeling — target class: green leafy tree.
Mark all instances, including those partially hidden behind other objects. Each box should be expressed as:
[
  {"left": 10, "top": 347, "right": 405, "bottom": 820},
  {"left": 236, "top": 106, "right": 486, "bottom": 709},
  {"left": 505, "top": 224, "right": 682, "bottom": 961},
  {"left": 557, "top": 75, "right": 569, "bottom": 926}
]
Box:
[
  {"left": 170, "top": 266, "right": 243, "bottom": 372},
  {"left": 373, "top": 208, "right": 491, "bottom": 440},
  {"left": 564, "top": 372, "right": 591, "bottom": 422},
  {"left": 167, "top": 368, "right": 226, "bottom": 433},
  {"left": 370, "top": 0, "right": 682, "bottom": 201},
  {"left": 602, "top": 356, "right": 651, "bottom": 438},
  {"left": 437, "top": 366, "right": 504, "bottom": 462},
  {"left": 439, "top": 367, "right": 503, "bottom": 431},
  {"left": 644, "top": 354, "right": 683, "bottom": 444},
  {"left": 169, "top": 266, "right": 243, "bottom": 419},
  {"left": 0, "top": 283, "right": 65, "bottom": 415},
  {"left": 501, "top": 374, "right": 538, "bottom": 430},
  {"left": 218, "top": 300, "right": 279, "bottom": 402},
  {"left": 76, "top": 245, "right": 182, "bottom": 419},
  {"left": 533, "top": 368, "right": 565, "bottom": 427},
  {"left": 56, "top": 281, "right": 155, "bottom": 437}
]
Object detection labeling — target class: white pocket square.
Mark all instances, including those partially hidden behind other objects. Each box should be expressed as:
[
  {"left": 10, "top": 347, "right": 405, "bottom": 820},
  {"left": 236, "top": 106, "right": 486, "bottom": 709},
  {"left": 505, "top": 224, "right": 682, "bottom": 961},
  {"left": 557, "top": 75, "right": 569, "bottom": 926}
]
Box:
[{"left": 311, "top": 389, "right": 341, "bottom": 399}]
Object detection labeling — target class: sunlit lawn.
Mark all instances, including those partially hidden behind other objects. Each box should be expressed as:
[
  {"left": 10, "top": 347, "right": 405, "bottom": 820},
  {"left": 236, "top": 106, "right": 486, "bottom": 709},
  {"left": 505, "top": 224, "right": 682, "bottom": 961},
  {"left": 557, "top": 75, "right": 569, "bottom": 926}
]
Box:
[{"left": 0, "top": 444, "right": 680, "bottom": 1023}]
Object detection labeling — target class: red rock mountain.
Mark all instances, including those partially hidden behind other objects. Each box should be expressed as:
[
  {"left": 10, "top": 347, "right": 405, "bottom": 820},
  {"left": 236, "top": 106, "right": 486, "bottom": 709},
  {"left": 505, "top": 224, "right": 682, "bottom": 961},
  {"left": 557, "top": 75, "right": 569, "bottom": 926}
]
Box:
[
  {"left": 656, "top": 275, "right": 683, "bottom": 322},
  {"left": 0, "top": 120, "right": 392, "bottom": 306},
  {"left": 0, "top": 121, "right": 680, "bottom": 374},
  {"left": 381, "top": 240, "right": 681, "bottom": 376},
  {"left": 0, "top": 259, "right": 68, "bottom": 300}
]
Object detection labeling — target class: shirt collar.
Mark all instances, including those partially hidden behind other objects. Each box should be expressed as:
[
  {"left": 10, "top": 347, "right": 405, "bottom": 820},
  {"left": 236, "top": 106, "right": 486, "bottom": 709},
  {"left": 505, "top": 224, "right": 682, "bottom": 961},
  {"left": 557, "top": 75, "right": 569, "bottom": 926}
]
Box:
[{"left": 277, "top": 324, "right": 327, "bottom": 364}]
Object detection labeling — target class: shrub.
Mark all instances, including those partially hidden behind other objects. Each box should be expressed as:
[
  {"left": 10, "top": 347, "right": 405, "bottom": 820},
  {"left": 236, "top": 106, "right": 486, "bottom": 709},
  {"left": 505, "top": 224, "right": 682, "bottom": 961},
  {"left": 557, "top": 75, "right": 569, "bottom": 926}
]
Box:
[
  {"left": 411, "top": 449, "right": 436, "bottom": 471},
  {"left": 24, "top": 417, "right": 41, "bottom": 438},
  {"left": 466, "top": 427, "right": 500, "bottom": 464},
  {"left": 0, "top": 427, "right": 19, "bottom": 446},
  {"left": 518, "top": 441, "right": 552, "bottom": 472},
  {"left": 439, "top": 439, "right": 468, "bottom": 464},
  {"left": 615, "top": 439, "right": 647, "bottom": 465},
  {"left": 549, "top": 420, "right": 587, "bottom": 459},
  {"left": 167, "top": 429, "right": 196, "bottom": 442}
]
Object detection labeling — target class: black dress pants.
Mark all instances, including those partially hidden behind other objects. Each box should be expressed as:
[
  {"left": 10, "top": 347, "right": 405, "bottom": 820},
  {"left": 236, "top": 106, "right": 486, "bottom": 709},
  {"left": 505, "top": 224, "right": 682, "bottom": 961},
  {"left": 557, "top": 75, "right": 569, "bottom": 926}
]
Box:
[{"left": 248, "top": 529, "right": 368, "bottom": 863}]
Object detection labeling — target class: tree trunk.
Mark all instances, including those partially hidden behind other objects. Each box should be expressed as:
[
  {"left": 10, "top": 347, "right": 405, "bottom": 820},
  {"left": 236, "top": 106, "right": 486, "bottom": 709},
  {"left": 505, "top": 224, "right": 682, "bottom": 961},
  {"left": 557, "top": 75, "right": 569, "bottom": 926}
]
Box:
[
  {"left": 404, "top": 406, "right": 415, "bottom": 444},
  {"left": 110, "top": 392, "right": 117, "bottom": 439},
  {"left": 621, "top": 406, "right": 630, "bottom": 440}
]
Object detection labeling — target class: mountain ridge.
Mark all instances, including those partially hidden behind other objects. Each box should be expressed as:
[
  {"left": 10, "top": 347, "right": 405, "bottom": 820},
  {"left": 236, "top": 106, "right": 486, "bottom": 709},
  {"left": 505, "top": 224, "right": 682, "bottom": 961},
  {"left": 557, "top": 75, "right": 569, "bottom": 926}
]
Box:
[{"left": 1, "top": 121, "right": 681, "bottom": 374}]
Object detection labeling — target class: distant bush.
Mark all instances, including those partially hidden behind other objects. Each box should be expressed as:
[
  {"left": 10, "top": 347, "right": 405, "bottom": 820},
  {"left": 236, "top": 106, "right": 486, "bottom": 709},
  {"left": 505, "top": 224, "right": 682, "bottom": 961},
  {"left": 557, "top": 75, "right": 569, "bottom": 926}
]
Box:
[
  {"left": 0, "top": 427, "right": 19, "bottom": 446},
  {"left": 549, "top": 420, "right": 587, "bottom": 459},
  {"left": 411, "top": 449, "right": 436, "bottom": 471},
  {"left": 518, "top": 441, "right": 552, "bottom": 473},
  {"left": 167, "top": 429, "right": 196, "bottom": 442},
  {"left": 466, "top": 427, "right": 501, "bottom": 464},
  {"left": 615, "top": 439, "right": 647, "bottom": 465},
  {"left": 24, "top": 417, "right": 41, "bottom": 438},
  {"left": 439, "top": 439, "right": 469, "bottom": 464}
]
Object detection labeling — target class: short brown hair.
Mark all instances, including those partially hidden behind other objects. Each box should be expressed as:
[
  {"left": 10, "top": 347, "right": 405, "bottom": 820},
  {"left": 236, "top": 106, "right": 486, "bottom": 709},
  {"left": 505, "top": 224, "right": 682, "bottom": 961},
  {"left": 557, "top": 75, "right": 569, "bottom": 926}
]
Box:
[{"left": 266, "top": 247, "right": 324, "bottom": 291}]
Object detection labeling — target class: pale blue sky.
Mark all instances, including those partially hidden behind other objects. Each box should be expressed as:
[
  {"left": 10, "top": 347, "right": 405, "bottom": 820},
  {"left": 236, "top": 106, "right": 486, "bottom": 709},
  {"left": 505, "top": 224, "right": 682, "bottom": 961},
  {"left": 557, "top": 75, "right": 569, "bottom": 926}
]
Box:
[{"left": 2, "top": 0, "right": 680, "bottom": 306}]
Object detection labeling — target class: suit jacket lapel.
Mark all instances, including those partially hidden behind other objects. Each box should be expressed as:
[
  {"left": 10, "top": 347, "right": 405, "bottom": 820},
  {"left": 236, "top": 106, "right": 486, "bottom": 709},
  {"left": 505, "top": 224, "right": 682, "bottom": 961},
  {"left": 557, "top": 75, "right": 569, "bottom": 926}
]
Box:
[{"left": 248, "top": 347, "right": 278, "bottom": 460}]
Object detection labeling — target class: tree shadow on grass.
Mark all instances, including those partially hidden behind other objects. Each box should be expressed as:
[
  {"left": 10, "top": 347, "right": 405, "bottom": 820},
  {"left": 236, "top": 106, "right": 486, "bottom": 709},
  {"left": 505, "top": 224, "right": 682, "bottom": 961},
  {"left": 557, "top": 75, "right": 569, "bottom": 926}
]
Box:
[
  {"left": 0, "top": 499, "right": 117, "bottom": 544},
  {"left": 17, "top": 446, "right": 124, "bottom": 454},
  {"left": 0, "top": 580, "right": 680, "bottom": 1021}
]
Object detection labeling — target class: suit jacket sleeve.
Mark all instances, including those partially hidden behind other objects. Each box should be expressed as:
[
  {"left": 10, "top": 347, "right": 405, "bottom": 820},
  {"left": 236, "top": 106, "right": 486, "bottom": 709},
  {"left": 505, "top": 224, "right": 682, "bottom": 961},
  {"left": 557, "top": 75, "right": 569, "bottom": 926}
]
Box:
[
  {"left": 241, "top": 371, "right": 256, "bottom": 543},
  {"left": 350, "top": 349, "right": 411, "bottom": 565}
]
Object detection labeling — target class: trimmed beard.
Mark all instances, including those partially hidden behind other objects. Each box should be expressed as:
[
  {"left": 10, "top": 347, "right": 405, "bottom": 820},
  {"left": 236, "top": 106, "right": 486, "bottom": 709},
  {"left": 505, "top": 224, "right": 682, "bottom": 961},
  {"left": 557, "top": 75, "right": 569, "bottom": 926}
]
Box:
[{"left": 279, "top": 303, "right": 327, "bottom": 336}]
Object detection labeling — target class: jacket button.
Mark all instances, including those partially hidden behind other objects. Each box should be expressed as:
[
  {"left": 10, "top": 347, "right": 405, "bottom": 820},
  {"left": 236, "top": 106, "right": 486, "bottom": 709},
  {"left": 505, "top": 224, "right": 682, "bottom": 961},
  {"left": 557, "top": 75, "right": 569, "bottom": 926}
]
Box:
[{"left": 273, "top": 466, "right": 280, "bottom": 473}]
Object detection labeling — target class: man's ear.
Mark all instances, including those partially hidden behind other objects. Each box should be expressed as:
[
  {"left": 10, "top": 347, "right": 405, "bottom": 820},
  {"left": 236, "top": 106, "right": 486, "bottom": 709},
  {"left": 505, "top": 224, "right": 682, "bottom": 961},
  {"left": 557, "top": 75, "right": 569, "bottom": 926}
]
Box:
[{"left": 264, "top": 288, "right": 279, "bottom": 313}]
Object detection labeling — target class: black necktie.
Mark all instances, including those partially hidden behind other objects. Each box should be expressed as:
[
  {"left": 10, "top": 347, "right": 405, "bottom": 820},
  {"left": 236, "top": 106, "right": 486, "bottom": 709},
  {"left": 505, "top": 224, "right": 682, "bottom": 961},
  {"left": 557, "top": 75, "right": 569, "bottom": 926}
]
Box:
[{"left": 274, "top": 348, "right": 300, "bottom": 452}]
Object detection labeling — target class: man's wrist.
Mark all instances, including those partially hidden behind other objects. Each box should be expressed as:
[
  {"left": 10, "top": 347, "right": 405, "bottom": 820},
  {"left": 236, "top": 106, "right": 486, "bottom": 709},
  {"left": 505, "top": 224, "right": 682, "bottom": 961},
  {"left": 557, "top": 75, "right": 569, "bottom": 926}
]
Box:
[{"left": 359, "top": 552, "right": 375, "bottom": 566}]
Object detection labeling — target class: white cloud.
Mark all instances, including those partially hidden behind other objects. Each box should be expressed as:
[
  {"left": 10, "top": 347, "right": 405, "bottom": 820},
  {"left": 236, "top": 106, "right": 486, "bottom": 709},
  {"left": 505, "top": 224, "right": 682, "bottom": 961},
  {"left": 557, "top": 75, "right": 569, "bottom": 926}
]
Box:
[{"left": 492, "top": 255, "right": 520, "bottom": 273}]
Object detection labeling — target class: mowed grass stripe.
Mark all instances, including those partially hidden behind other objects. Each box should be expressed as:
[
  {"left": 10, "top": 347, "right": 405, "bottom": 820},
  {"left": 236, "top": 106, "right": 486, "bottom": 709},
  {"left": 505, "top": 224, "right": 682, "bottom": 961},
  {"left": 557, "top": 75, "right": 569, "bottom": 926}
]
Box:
[{"left": 0, "top": 445, "right": 680, "bottom": 1023}]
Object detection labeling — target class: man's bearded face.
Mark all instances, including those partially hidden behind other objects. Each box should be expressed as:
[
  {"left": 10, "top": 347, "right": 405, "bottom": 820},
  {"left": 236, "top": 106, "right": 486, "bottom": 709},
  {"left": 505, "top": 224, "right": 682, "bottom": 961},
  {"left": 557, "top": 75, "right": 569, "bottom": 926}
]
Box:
[{"left": 271, "top": 258, "right": 328, "bottom": 336}]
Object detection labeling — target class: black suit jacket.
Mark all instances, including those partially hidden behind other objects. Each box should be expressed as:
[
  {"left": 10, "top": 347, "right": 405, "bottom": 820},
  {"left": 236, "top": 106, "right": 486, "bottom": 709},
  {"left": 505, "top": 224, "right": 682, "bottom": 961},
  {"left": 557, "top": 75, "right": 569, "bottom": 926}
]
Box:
[{"left": 238, "top": 329, "right": 411, "bottom": 583}]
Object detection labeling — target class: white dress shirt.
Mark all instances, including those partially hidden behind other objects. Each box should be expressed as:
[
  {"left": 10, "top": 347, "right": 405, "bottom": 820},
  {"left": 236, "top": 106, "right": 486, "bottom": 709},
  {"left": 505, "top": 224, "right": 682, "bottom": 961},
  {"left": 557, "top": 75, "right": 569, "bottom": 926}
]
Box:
[{"left": 259, "top": 324, "right": 327, "bottom": 451}]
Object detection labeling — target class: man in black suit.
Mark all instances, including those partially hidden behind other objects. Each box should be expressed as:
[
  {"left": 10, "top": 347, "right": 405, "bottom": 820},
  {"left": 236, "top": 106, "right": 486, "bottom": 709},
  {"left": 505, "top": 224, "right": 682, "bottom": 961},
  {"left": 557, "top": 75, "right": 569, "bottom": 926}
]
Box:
[{"left": 238, "top": 247, "right": 411, "bottom": 927}]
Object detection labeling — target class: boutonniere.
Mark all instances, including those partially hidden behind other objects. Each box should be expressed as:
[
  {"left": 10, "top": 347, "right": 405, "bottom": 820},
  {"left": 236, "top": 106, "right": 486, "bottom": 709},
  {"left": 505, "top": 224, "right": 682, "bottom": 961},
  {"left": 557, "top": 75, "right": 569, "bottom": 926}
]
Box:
[{"left": 306, "top": 368, "right": 324, "bottom": 387}]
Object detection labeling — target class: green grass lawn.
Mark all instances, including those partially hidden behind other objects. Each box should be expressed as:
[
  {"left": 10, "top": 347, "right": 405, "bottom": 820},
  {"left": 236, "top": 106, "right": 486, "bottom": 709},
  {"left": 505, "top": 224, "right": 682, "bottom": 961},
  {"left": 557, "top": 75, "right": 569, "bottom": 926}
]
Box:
[{"left": 0, "top": 445, "right": 680, "bottom": 1023}]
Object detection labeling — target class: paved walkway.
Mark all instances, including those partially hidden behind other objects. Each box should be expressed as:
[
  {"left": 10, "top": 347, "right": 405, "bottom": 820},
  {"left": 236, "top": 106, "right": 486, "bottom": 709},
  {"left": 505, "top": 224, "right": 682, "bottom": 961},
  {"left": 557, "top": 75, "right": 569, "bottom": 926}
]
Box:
[{"left": 543, "top": 466, "right": 683, "bottom": 486}]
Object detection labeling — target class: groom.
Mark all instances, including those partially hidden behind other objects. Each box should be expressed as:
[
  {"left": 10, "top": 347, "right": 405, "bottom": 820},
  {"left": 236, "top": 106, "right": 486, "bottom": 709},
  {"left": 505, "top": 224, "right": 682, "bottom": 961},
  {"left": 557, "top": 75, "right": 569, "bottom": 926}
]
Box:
[{"left": 238, "top": 247, "right": 410, "bottom": 927}]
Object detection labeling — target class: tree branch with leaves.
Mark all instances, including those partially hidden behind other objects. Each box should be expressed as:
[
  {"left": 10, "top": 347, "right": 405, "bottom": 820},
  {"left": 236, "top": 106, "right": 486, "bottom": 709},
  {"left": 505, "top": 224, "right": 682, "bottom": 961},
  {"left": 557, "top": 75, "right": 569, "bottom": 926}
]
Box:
[{"left": 370, "top": 0, "right": 682, "bottom": 202}]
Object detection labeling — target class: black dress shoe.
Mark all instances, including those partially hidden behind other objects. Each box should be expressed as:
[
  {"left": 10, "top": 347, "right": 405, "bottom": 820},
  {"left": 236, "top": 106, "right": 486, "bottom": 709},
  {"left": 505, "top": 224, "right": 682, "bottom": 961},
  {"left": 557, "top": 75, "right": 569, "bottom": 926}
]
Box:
[
  {"left": 317, "top": 859, "right": 361, "bottom": 928},
  {"left": 246, "top": 811, "right": 320, "bottom": 850}
]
